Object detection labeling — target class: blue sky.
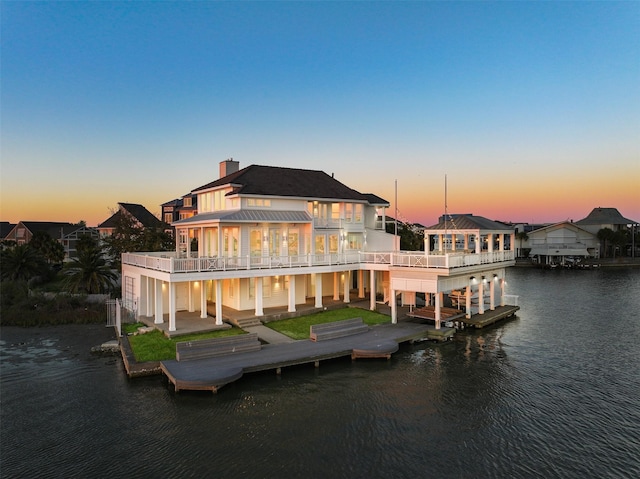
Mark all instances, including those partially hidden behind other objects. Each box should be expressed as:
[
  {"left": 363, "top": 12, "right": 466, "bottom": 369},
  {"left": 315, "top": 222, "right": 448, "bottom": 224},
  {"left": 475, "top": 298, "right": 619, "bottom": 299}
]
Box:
[{"left": 2, "top": 1, "right": 639, "bottom": 227}]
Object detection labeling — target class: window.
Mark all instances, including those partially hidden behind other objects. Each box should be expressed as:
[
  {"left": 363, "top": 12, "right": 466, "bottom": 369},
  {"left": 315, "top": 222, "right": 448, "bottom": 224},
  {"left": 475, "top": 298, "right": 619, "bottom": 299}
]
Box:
[
  {"left": 269, "top": 229, "right": 280, "bottom": 256},
  {"left": 164, "top": 213, "right": 173, "bottom": 223},
  {"left": 250, "top": 229, "right": 262, "bottom": 256},
  {"left": 329, "top": 234, "right": 339, "bottom": 253},
  {"left": 315, "top": 235, "right": 325, "bottom": 254},
  {"left": 248, "top": 198, "right": 271, "bottom": 207},
  {"left": 288, "top": 229, "right": 299, "bottom": 256},
  {"left": 249, "top": 277, "right": 271, "bottom": 298},
  {"left": 345, "top": 204, "right": 353, "bottom": 222},
  {"left": 347, "top": 234, "right": 362, "bottom": 250},
  {"left": 183, "top": 197, "right": 192, "bottom": 207},
  {"left": 355, "top": 204, "right": 363, "bottom": 222},
  {"left": 331, "top": 203, "right": 340, "bottom": 221}
]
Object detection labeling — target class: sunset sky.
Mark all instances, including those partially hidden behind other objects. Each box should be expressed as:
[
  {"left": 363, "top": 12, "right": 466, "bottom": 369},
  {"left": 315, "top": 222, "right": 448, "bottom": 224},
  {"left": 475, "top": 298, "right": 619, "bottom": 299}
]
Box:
[{"left": 2, "top": 1, "right": 639, "bottom": 228}]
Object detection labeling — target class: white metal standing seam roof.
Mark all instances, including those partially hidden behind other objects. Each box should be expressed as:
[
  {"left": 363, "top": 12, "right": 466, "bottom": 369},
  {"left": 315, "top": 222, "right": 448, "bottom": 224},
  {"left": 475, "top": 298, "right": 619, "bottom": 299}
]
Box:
[{"left": 172, "top": 209, "right": 313, "bottom": 226}]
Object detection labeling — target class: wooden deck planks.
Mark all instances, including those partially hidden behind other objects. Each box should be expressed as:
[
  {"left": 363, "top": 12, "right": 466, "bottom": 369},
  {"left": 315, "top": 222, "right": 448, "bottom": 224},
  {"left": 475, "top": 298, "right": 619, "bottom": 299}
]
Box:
[{"left": 160, "top": 322, "right": 448, "bottom": 392}]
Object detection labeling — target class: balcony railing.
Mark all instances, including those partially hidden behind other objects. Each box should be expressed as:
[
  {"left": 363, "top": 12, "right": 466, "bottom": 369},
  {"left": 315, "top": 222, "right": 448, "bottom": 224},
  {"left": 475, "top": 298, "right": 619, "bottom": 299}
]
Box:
[{"left": 122, "top": 250, "right": 515, "bottom": 274}]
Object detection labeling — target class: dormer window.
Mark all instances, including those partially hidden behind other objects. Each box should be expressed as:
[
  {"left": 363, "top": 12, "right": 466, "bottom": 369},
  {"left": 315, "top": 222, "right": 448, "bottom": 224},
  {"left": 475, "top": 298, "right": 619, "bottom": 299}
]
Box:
[
  {"left": 184, "top": 197, "right": 192, "bottom": 207},
  {"left": 247, "top": 198, "right": 271, "bottom": 207}
]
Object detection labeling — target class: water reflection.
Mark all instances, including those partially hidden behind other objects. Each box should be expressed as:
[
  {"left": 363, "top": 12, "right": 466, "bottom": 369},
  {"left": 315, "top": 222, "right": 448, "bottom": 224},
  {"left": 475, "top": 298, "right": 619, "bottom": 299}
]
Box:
[{"left": 1, "top": 268, "right": 639, "bottom": 478}]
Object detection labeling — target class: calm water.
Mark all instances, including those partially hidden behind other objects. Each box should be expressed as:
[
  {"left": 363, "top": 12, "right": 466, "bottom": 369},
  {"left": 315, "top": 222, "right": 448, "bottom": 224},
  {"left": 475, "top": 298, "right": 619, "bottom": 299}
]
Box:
[{"left": 1, "top": 268, "right": 639, "bottom": 478}]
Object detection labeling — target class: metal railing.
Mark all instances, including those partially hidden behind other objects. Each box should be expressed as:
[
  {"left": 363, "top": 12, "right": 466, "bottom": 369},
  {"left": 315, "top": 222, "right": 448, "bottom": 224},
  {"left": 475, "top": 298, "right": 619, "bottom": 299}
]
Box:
[{"left": 122, "top": 250, "right": 515, "bottom": 274}]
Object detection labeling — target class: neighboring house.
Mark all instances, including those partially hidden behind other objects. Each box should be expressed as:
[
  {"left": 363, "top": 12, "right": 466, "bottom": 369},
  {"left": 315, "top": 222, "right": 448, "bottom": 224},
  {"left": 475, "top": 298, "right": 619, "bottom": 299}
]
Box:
[
  {"left": 527, "top": 222, "right": 599, "bottom": 265},
  {"left": 2, "top": 221, "right": 97, "bottom": 260},
  {"left": 60, "top": 225, "right": 101, "bottom": 260},
  {"left": 162, "top": 193, "right": 198, "bottom": 224},
  {"left": 161, "top": 193, "right": 198, "bottom": 236},
  {"left": 4, "top": 221, "right": 77, "bottom": 245},
  {"left": 575, "top": 207, "right": 637, "bottom": 235},
  {"left": 97, "top": 203, "right": 164, "bottom": 238},
  {"left": 1, "top": 222, "right": 16, "bottom": 241},
  {"left": 121, "top": 160, "right": 516, "bottom": 332}
]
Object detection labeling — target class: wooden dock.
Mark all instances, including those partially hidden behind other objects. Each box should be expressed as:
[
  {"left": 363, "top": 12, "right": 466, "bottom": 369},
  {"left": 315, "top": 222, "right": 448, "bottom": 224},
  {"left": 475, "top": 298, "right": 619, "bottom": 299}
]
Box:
[
  {"left": 461, "top": 305, "right": 520, "bottom": 328},
  {"left": 160, "top": 322, "right": 454, "bottom": 393}
]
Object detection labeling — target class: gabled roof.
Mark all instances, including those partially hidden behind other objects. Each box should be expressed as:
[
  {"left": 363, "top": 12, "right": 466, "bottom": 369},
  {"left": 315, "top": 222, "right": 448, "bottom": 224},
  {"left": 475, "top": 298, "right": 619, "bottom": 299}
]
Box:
[
  {"left": 98, "top": 203, "right": 163, "bottom": 229},
  {"left": 575, "top": 207, "right": 637, "bottom": 226},
  {"left": 424, "top": 214, "right": 514, "bottom": 232},
  {"left": 527, "top": 221, "right": 594, "bottom": 237},
  {"left": 13, "top": 221, "right": 78, "bottom": 238},
  {"left": 0, "top": 222, "right": 16, "bottom": 238},
  {"left": 191, "top": 165, "right": 372, "bottom": 202}
]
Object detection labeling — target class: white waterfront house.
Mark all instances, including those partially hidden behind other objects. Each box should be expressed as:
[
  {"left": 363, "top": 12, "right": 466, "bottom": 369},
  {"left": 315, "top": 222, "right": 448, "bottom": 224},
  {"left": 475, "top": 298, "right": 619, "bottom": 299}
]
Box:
[{"left": 121, "top": 160, "right": 516, "bottom": 333}]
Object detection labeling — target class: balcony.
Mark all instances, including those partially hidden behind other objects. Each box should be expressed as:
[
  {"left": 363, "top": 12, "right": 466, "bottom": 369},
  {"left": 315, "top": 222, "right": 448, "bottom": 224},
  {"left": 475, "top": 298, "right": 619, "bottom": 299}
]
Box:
[{"left": 122, "top": 250, "right": 515, "bottom": 274}]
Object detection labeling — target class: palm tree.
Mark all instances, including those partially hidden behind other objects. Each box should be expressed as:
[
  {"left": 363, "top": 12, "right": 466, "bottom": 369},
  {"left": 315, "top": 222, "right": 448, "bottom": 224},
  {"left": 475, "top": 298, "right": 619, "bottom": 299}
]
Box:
[
  {"left": 0, "top": 244, "right": 46, "bottom": 281},
  {"left": 597, "top": 228, "right": 615, "bottom": 258},
  {"left": 516, "top": 231, "right": 529, "bottom": 258},
  {"left": 63, "top": 248, "right": 117, "bottom": 294}
]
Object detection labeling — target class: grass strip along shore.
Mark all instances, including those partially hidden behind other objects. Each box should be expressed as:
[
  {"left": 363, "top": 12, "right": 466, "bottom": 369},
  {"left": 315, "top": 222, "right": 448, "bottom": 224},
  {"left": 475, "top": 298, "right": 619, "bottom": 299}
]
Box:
[{"left": 125, "top": 308, "right": 390, "bottom": 362}]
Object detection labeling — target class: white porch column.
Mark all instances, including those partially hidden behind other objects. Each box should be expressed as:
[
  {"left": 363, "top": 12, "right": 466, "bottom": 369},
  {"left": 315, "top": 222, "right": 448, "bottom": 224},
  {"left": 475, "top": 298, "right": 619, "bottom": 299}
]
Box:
[
  {"left": 146, "top": 276, "right": 153, "bottom": 317},
  {"left": 424, "top": 234, "right": 430, "bottom": 255},
  {"left": 466, "top": 285, "right": 472, "bottom": 319},
  {"left": 315, "top": 273, "right": 323, "bottom": 308},
  {"left": 490, "top": 277, "right": 496, "bottom": 310},
  {"left": 255, "top": 277, "right": 264, "bottom": 316},
  {"left": 215, "top": 280, "right": 223, "bottom": 325},
  {"left": 500, "top": 278, "right": 506, "bottom": 306},
  {"left": 168, "top": 282, "right": 176, "bottom": 332},
  {"left": 464, "top": 234, "right": 469, "bottom": 251},
  {"left": 199, "top": 226, "right": 204, "bottom": 256},
  {"left": 188, "top": 281, "right": 195, "bottom": 313},
  {"left": 138, "top": 276, "right": 147, "bottom": 316},
  {"left": 333, "top": 272, "right": 340, "bottom": 300},
  {"left": 435, "top": 292, "right": 442, "bottom": 330},
  {"left": 358, "top": 270, "right": 365, "bottom": 299},
  {"left": 488, "top": 234, "right": 494, "bottom": 253},
  {"left": 438, "top": 234, "right": 444, "bottom": 252},
  {"left": 369, "top": 270, "right": 376, "bottom": 311},
  {"left": 288, "top": 275, "right": 296, "bottom": 313},
  {"left": 390, "top": 288, "right": 397, "bottom": 324},
  {"left": 154, "top": 279, "right": 163, "bottom": 324},
  {"left": 478, "top": 280, "right": 485, "bottom": 314},
  {"left": 343, "top": 271, "right": 350, "bottom": 303},
  {"left": 200, "top": 280, "right": 207, "bottom": 319},
  {"left": 475, "top": 235, "right": 481, "bottom": 254}
]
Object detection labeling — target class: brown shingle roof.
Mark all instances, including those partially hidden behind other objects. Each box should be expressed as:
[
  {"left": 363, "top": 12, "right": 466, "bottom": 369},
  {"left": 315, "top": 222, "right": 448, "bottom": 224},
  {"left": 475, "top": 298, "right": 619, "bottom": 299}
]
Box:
[
  {"left": 192, "top": 165, "right": 372, "bottom": 202},
  {"left": 98, "top": 203, "right": 162, "bottom": 229}
]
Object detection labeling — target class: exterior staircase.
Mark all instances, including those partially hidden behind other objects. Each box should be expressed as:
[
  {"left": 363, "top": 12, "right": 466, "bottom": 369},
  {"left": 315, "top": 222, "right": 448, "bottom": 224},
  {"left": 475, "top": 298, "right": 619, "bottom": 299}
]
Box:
[{"left": 230, "top": 317, "right": 263, "bottom": 329}]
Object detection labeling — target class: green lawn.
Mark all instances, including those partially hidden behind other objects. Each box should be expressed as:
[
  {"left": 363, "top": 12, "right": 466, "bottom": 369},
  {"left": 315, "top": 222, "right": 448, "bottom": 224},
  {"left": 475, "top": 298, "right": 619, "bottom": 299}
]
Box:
[
  {"left": 124, "top": 323, "right": 246, "bottom": 362},
  {"left": 265, "top": 308, "right": 390, "bottom": 340},
  {"left": 124, "top": 308, "right": 391, "bottom": 362}
]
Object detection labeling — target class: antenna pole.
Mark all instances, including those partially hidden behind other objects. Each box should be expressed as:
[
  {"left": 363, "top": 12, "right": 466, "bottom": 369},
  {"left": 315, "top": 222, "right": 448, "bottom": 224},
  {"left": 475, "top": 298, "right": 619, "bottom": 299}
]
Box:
[
  {"left": 444, "top": 174, "right": 447, "bottom": 251},
  {"left": 394, "top": 179, "right": 398, "bottom": 251}
]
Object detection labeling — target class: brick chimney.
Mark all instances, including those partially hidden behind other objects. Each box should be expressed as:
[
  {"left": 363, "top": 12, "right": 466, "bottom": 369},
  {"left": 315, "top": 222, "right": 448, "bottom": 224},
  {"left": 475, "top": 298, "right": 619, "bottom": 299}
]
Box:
[{"left": 220, "top": 158, "right": 239, "bottom": 178}]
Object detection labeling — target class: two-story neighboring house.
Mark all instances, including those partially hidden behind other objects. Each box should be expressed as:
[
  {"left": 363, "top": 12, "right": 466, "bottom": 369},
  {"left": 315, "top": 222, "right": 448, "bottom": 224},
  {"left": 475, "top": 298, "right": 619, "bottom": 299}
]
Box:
[
  {"left": 161, "top": 193, "right": 198, "bottom": 235},
  {"left": 527, "top": 222, "right": 599, "bottom": 266},
  {"left": 121, "top": 160, "right": 516, "bottom": 333},
  {"left": 97, "top": 203, "right": 164, "bottom": 238},
  {"left": 3, "top": 221, "right": 98, "bottom": 260}
]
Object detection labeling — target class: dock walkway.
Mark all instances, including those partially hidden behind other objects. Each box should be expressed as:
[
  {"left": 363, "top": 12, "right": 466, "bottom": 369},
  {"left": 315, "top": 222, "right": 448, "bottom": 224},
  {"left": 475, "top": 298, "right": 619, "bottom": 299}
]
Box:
[{"left": 160, "top": 322, "right": 451, "bottom": 393}]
